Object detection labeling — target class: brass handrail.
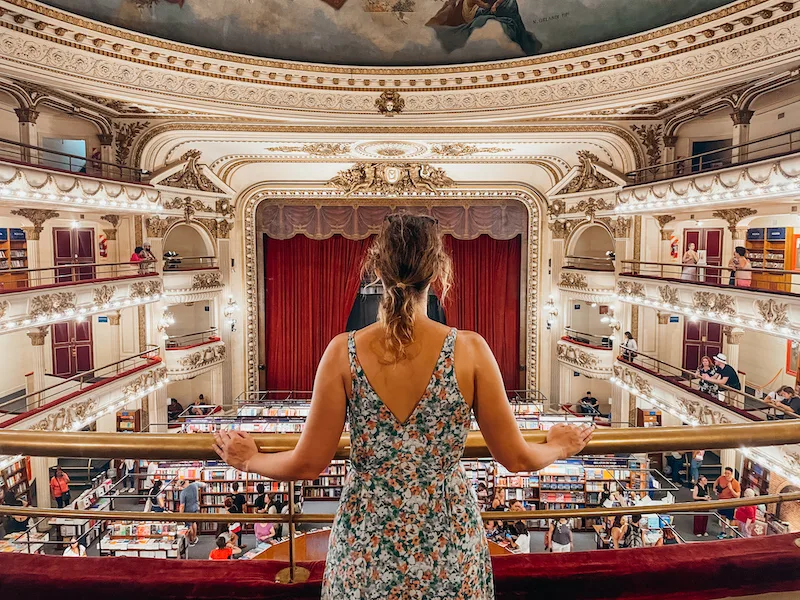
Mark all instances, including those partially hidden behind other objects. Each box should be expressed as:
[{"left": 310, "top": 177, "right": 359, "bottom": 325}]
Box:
[
  {"left": 1, "top": 492, "right": 797, "bottom": 523},
  {"left": 1, "top": 421, "right": 798, "bottom": 459}
]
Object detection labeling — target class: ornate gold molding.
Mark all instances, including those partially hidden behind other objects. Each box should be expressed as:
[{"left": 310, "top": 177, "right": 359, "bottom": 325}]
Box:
[
  {"left": 10, "top": 208, "right": 59, "bottom": 234},
  {"left": 163, "top": 196, "right": 213, "bottom": 223},
  {"left": 558, "top": 151, "right": 615, "bottom": 195},
  {"left": 556, "top": 342, "right": 600, "bottom": 370},
  {"left": 711, "top": 208, "right": 758, "bottom": 233},
  {"left": 754, "top": 298, "right": 790, "bottom": 327},
  {"left": 328, "top": 163, "right": 454, "bottom": 195},
  {"left": 191, "top": 272, "right": 223, "bottom": 290},
  {"left": 26, "top": 326, "right": 48, "bottom": 347},
  {"left": 28, "top": 398, "right": 96, "bottom": 432},
  {"left": 161, "top": 149, "right": 223, "bottom": 193},
  {"left": 559, "top": 272, "right": 588, "bottom": 290},
  {"left": 693, "top": 291, "right": 737, "bottom": 316},
  {"left": 29, "top": 292, "right": 76, "bottom": 319},
  {"left": 266, "top": 143, "right": 350, "bottom": 156},
  {"left": 430, "top": 144, "right": 512, "bottom": 156},
  {"left": 130, "top": 280, "right": 163, "bottom": 299},
  {"left": 92, "top": 285, "right": 117, "bottom": 306},
  {"left": 176, "top": 344, "right": 226, "bottom": 370}
]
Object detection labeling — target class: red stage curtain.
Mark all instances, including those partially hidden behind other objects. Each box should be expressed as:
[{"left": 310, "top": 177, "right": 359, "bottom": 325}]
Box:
[
  {"left": 264, "top": 235, "right": 371, "bottom": 390},
  {"left": 443, "top": 235, "right": 522, "bottom": 389}
]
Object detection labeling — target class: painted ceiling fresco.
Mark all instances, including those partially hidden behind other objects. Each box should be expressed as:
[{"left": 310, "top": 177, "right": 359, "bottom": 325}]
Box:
[{"left": 40, "top": 0, "right": 736, "bottom": 67}]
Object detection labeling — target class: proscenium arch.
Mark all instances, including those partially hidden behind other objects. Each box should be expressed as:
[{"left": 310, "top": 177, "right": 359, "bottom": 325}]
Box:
[
  {"left": 236, "top": 181, "right": 546, "bottom": 395},
  {"left": 565, "top": 220, "right": 616, "bottom": 258}
]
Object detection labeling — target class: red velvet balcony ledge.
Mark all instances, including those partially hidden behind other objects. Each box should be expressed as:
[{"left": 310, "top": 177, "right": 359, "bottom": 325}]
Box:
[{"left": 0, "top": 533, "right": 798, "bottom": 600}]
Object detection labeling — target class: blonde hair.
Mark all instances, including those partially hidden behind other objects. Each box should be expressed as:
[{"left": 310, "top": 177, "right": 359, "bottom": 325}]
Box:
[{"left": 363, "top": 214, "right": 452, "bottom": 360}]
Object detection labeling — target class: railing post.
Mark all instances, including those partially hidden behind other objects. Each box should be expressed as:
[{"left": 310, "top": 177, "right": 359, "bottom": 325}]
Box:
[{"left": 275, "top": 480, "right": 310, "bottom": 584}]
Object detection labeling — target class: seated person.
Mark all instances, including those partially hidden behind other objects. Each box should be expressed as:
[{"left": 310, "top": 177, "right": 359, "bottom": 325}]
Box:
[
  {"left": 3, "top": 497, "right": 30, "bottom": 534},
  {"left": 639, "top": 515, "right": 664, "bottom": 547},
  {"left": 774, "top": 386, "right": 800, "bottom": 419},
  {"left": 254, "top": 521, "right": 276, "bottom": 545},
  {"left": 209, "top": 535, "right": 241, "bottom": 560},
  {"left": 579, "top": 392, "right": 599, "bottom": 415},
  {"left": 167, "top": 398, "right": 184, "bottom": 420}
]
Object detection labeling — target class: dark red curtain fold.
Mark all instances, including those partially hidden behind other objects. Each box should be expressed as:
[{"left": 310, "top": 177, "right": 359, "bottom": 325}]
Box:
[
  {"left": 264, "top": 235, "right": 371, "bottom": 390},
  {"left": 443, "top": 235, "right": 522, "bottom": 389}
]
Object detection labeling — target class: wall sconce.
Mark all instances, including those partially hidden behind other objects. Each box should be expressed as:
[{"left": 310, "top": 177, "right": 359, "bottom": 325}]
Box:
[
  {"left": 543, "top": 295, "right": 558, "bottom": 329},
  {"left": 600, "top": 306, "right": 621, "bottom": 331},
  {"left": 223, "top": 296, "right": 239, "bottom": 332},
  {"left": 157, "top": 309, "right": 175, "bottom": 340}
]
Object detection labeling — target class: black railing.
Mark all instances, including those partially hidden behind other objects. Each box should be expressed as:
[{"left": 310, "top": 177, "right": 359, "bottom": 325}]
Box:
[
  {"left": 625, "top": 127, "right": 800, "bottom": 185},
  {"left": 564, "top": 255, "right": 615, "bottom": 272},
  {"left": 564, "top": 328, "right": 614, "bottom": 349},
  {"left": 162, "top": 256, "right": 218, "bottom": 271},
  {"left": 165, "top": 329, "right": 219, "bottom": 348},
  {"left": 0, "top": 137, "right": 147, "bottom": 183}
]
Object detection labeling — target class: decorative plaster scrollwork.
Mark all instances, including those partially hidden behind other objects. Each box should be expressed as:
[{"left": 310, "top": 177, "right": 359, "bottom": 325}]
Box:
[
  {"left": 617, "top": 281, "right": 645, "bottom": 298},
  {"left": 29, "top": 292, "right": 77, "bottom": 318},
  {"left": 654, "top": 215, "right": 676, "bottom": 230},
  {"left": 754, "top": 298, "right": 790, "bottom": 327},
  {"left": 28, "top": 398, "right": 97, "bottom": 432},
  {"left": 92, "top": 285, "right": 117, "bottom": 306},
  {"left": 177, "top": 344, "right": 226, "bottom": 369},
  {"left": 122, "top": 366, "right": 168, "bottom": 397},
  {"left": 559, "top": 272, "right": 589, "bottom": 290},
  {"left": 164, "top": 196, "right": 213, "bottom": 223},
  {"left": 430, "top": 144, "right": 511, "bottom": 156},
  {"left": 113, "top": 121, "right": 149, "bottom": 165},
  {"left": 191, "top": 272, "right": 223, "bottom": 290},
  {"left": 196, "top": 218, "right": 232, "bottom": 240},
  {"left": 567, "top": 197, "right": 614, "bottom": 218},
  {"left": 559, "top": 151, "right": 616, "bottom": 195},
  {"left": 546, "top": 199, "right": 566, "bottom": 218},
  {"left": 328, "top": 163, "right": 454, "bottom": 195},
  {"left": 0, "top": 300, "right": 9, "bottom": 320},
  {"left": 161, "top": 149, "right": 223, "bottom": 193},
  {"left": 557, "top": 342, "right": 599, "bottom": 369},
  {"left": 375, "top": 90, "right": 404, "bottom": 116},
  {"left": 612, "top": 365, "right": 653, "bottom": 396},
  {"left": 216, "top": 199, "right": 234, "bottom": 220},
  {"left": 267, "top": 143, "right": 350, "bottom": 156},
  {"left": 658, "top": 285, "right": 680, "bottom": 305},
  {"left": 692, "top": 291, "right": 736, "bottom": 316},
  {"left": 130, "top": 280, "right": 163, "bottom": 299},
  {"left": 146, "top": 216, "right": 181, "bottom": 238},
  {"left": 675, "top": 396, "right": 732, "bottom": 425},
  {"left": 711, "top": 208, "right": 758, "bottom": 233},
  {"left": 548, "top": 219, "right": 577, "bottom": 240},
  {"left": 630, "top": 124, "right": 664, "bottom": 167}
]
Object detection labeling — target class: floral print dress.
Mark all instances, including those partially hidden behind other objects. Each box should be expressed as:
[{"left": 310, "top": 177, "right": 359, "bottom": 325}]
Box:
[{"left": 322, "top": 329, "right": 494, "bottom": 600}]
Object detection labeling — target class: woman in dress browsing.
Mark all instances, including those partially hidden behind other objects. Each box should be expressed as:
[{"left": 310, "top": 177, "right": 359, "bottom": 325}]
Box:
[
  {"left": 213, "top": 214, "right": 592, "bottom": 599},
  {"left": 681, "top": 243, "right": 699, "bottom": 281}
]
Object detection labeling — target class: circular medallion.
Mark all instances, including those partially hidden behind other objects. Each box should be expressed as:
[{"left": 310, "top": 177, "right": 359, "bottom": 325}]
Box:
[{"left": 353, "top": 141, "right": 428, "bottom": 159}]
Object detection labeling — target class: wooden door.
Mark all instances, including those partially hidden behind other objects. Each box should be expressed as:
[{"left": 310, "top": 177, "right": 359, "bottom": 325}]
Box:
[
  {"left": 684, "top": 228, "right": 724, "bottom": 284},
  {"left": 683, "top": 319, "right": 723, "bottom": 372},
  {"left": 51, "top": 321, "right": 93, "bottom": 377},
  {"left": 53, "top": 228, "right": 95, "bottom": 283}
]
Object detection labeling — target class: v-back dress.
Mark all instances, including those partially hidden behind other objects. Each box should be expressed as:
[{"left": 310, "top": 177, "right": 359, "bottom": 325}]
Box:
[{"left": 322, "top": 328, "right": 494, "bottom": 600}]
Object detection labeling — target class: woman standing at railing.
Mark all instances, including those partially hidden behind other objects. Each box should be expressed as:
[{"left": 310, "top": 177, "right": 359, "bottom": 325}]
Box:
[
  {"left": 728, "top": 247, "right": 752, "bottom": 288},
  {"left": 213, "top": 214, "right": 592, "bottom": 600},
  {"left": 696, "top": 356, "right": 719, "bottom": 398},
  {"left": 681, "top": 243, "right": 699, "bottom": 281}
]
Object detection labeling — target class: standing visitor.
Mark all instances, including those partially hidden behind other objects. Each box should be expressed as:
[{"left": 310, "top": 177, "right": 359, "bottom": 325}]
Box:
[
  {"left": 666, "top": 451, "right": 685, "bottom": 486},
  {"left": 621, "top": 331, "right": 638, "bottom": 361},
  {"left": 696, "top": 356, "right": 719, "bottom": 397},
  {"left": 728, "top": 246, "right": 752, "bottom": 288},
  {"left": 62, "top": 536, "right": 87, "bottom": 557},
  {"left": 714, "top": 467, "right": 741, "bottom": 539},
  {"left": 682, "top": 243, "right": 699, "bottom": 281},
  {"left": 692, "top": 475, "right": 712, "bottom": 536},
  {"left": 268, "top": 494, "right": 284, "bottom": 537},
  {"left": 625, "top": 514, "right": 645, "bottom": 549},
  {"left": 178, "top": 479, "right": 205, "bottom": 546},
  {"left": 50, "top": 466, "right": 71, "bottom": 508},
  {"left": 705, "top": 354, "right": 740, "bottom": 403},
  {"left": 253, "top": 484, "right": 268, "bottom": 514},
  {"left": 129, "top": 246, "right": 143, "bottom": 263},
  {"left": 733, "top": 489, "right": 758, "bottom": 538},
  {"left": 230, "top": 481, "right": 247, "bottom": 513},
  {"left": 148, "top": 479, "right": 167, "bottom": 512},
  {"left": 547, "top": 517, "right": 573, "bottom": 553},
  {"left": 690, "top": 450, "right": 705, "bottom": 485},
  {"left": 212, "top": 214, "right": 592, "bottom": 599}
]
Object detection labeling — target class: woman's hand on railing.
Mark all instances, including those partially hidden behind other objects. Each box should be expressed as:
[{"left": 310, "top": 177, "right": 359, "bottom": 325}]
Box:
[
  {"left": 546, "top": 423, "right": 594, "bottom": 460},
  {"left": 213, "top": 429, "right": 259, "bottom": 472}
]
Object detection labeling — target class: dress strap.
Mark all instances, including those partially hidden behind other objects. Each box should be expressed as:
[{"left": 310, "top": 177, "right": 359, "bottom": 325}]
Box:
[
  {"left": 347, "top": 330, "right": 358, "bottom": 377},
  {"left": 441, "top": 327, "right": 457, "bottom": 362}
]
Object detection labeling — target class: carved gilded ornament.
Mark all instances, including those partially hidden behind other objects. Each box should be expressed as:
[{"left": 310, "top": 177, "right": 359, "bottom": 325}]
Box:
[
  {"left": 375, "top": 90, "right": 404, "bottom": 117},
  {"left": 29, "top": 292, "right": 77, "bottom": 319},
  {"left": 191, "top": 272, "right": 223, "bottom": 290},
  {"left": 26, "top": 326, "right": 48, "bottom": 347},
  {"left": 216, "top": 199, "right": 235, "bottom": 220},
  {"left": 612, "top": 365, "right": 653, "bottom": 396},
  {"left": 430, "top": 144, "right": 511, "bottom": 157},
  {"left": 113, "top": 121, "right": 149, "bottom": 165},
  {"left": 711, "top": 208, "right": 758, "bottom": 233},
  {"left": 548, "top": 220, "right": 577, "bottom": 240},
  {"left": 596, "top": 216, "right": 632, "bottom": 239},
  {"left": 0, "top": 300, "right": 8, "bottom": 320},
  {"left": 161, "top": 149, "right": 224, "bottom": 193},
  {"left": 657, "top": 312, "right": 670, "bottom": 325},
  {"left": 658, "top": 285, "right": 680, "bottom": 305},
  {"left": 146, "top": 216, "right": 181, "bottom": 238},
  {"left": 722, "top": 326, "right": 745, "bottom": 345},
  {"left": 197, "top": 218, "right": 232, "bottom": 240},
  {"left": 556, "top": 342, "right": 600, "bottom": 370},
  {"left": 558, "top": 272, "right": 589, "bottom": 290},
  {"left": 674, "top": 396, "right": 732, "bottom": 425},
  {"left": 176, "top": 344, "right": 226, "bottom": 369},
  {"left": 617, "top": 281, "right": 645, "bottom": 298},
  {"left": 754, "top": 298, "right": 790, "bottom": 327},
  {"left": 122, "top": 366, "right": 168, "bottom": 397},
  {"left": 130, "top": 280, "right": 163, "bottom": 299},
  {"left": 559, "top": 151, "right": 616, "bottom": 195},
  {"left": 100, "top": 214, "right": 121, "bottom": 228},
  {"left": 654, "top": 215, "right": 676, "bottom": 230},
  {"left": 28, "top": 398, "right": 97, "bottom": 432},
  {"left": 567, "top": 197, "right": 614, "bottom": 218},
  {"left": 546, "top": 199, "right": 566, "bottom": 218},
  {"left": 164, "top": 196, "right": 213, "bottom": 223},
  {"left": 630, "top": 124, "right": 664, "bottom": 167},
  {"left": 267, "top": 143, "right": 350, "bottom": 156},
  {"left": 328, "top": 163, "right": 453, "bottom": 196},
  {"left": 92, "top": 285, "right": 117, "bottom": 306},
  {"left": 692, "top": 291, "right": 736, "bottom": 316},
  {"left": 10, "top": 208, "right": 59, "bottom": 229}
]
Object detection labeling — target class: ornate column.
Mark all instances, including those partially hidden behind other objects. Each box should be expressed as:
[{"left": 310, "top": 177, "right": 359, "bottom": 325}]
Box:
[
  {"left": 26, "top": 327, "right": 48, "bottom": 410},
  {"left": 719, "top": 449, "right": 738, "bottom": 472},
  {"left": 100, "top": 214, "right": 121, "bottom": 263},
  {"left": 12, "top": 209, "right": 59, "bottom": 286},
  {"left": 211, "top": 364, "right": 225, "bottom": 409},
  {"left": 30, "top": 457, "right": 57, "bottom": 508},
  {"left": 712, "top": 208, "right": 756, "bottom": 268},
  {"left": 546, "top": 220, "right": 571, "bottom": 407},
  {"left": 98, "top": 133, "right": 114, "bottom": 178},
  {"left": 108, "top": 310, "right": 122, "bottom": 365},
  {"left": 14, "top": 108, "right": 39, "bottom": 163},
  {"left": 655, "top": 215, "right": 677, "bottom": 270},
  {"left": 611, "top": 386, "right": 631, "bottom": 428},
  {"left": 731, "top": 109, "right": 754, "bottom": 163},
  {"left": 662, "top": 135, "right": 678, "bottom": 177}
]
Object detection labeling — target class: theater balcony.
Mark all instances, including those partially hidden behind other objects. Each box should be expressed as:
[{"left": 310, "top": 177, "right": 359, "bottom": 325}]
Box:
[
  {"left": 615, "top": 266, "right": 800, "bottom": 344},
  {"left": 0, "top": 138, "right": 162, "bottom": 213},
  {"left": 0, "top": 262, "right": 163, "bottom": 335},
  {"left": 557, "top": 332, "right": 614, "bottom": 379},
  {"left": 0, "top": 348, "right": 165, "bottom": 432},
  {"left": 616, "top": 128, "right": 800, "bottom": 215},
  {"left": 612, "top": 352, "right": 800, "bottom": 481},
  {"left": 558, "top": 255, "right": 616, "bottom": 303},
  {"left": 164, "top": 331, "right": 225, "bottom": 381},
  {"left": 161, "top": 256, "right": 223, "bottom": 303}
]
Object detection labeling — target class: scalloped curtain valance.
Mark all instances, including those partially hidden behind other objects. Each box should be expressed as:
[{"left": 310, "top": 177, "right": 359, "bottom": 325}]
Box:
[{"left": 256, "top": 202, "right": 527, "bottom": 240}]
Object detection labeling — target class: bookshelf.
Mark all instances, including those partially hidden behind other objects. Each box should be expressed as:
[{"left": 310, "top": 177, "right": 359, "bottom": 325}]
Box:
[
  {"left": 0, "top": 228, "right": 28, "bottom": 290},
  {"left": 741, "top": 457, "right": 770, "bottom": 497},
  {"left": 746, "top": 227, "right": 794, "bottom": 292},
  {"left": 636, "top": 408, "right": 662, "bottom": 428},
  {"left": 1, "top": 456, "right": 31, "bottom": 504},
  {"left": 303, "top": 460, "right": 347, "bottom": 501},
  {"left": 116, "top": 409, "right": 142, "bottom": 432}
]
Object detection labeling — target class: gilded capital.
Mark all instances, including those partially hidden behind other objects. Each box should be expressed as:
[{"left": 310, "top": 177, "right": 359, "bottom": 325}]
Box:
[
  {"left": 730, "top": 109, "right": 754, "bottom": 126},
  {"left": 723, "top": 325, "right": 745, "bottom": 345},
  {"left": 11, "top": 208, "right": 59, "bottom": 229},
  {"left": 662, "top": 135, "right": 679, "bottom": 148},
  {"left": 660, "top": 229, "right": 674, "bottom": 241},
  {"left": 27, "top": 326, "right": 49, "bottom": 346},
  {"left": 657, "top": 312, "right": 670, "bottom": 325},
  {"left": 97, "top": 133, "right": 114, "bottom": 146},
  {"left": 20, "top": 226, "right": 42, "bottom": 241},
  {"left": 108, "top": 311, "right": 121, "bottom": 326},
  {"left": 14, "top": 107, "right": 39, "bottom": 124},
  {"left": 654, "top": 215, "right": 676, "bottom": 230},
  {"left": 102, "top": 228, "right": 118, "bottom": 241}
]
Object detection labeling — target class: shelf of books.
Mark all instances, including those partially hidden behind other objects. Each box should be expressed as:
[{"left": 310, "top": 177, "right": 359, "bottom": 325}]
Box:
[
  {"left": 303, "top": 460, "right": 347, "bottom": 501},
  {"left": 0, "top": 456, "right": 31, "bottom": 504},
  {"left": 0, "top": 228, "right": 28, "bottom": 290},
  {"left": 98, "top": 522, "right": 188, "bottom": 559}
]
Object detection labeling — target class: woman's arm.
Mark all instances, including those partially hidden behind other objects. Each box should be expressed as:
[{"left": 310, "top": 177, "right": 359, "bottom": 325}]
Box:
[
  {"left": 213, "top": 335, "right": 349, "bottom": 481},
  {"left": 469, "top": 333, "right": 592, "bottom": 472}
]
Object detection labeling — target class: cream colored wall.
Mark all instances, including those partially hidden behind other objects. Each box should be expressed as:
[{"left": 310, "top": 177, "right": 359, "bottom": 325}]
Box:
[
  {"left": 569, "top": 224, "right": 614, "bottom": 257},
  {"left": 737, "top": 330, "right": 795, "bottom": 393},
  {"left": 566, "top": 299, "right": 610, "bottom": 337},
  {"left": 168, "top": 301, "right": 213, "bottom": 337},
  {"left": 0, "top": 92, "right": 19, "bottom": 142},
  {"left": 566, "top": 373, "right": 611, "bottom": 414},
  {"left": 0, "top": 330, "right": 32, "bottom": 397},
  {"left": 35, "top": 105, "right": 102, "bottom": 149},
  {"left": 163, "top": 223, "right": 214, "bottom": 257}
]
